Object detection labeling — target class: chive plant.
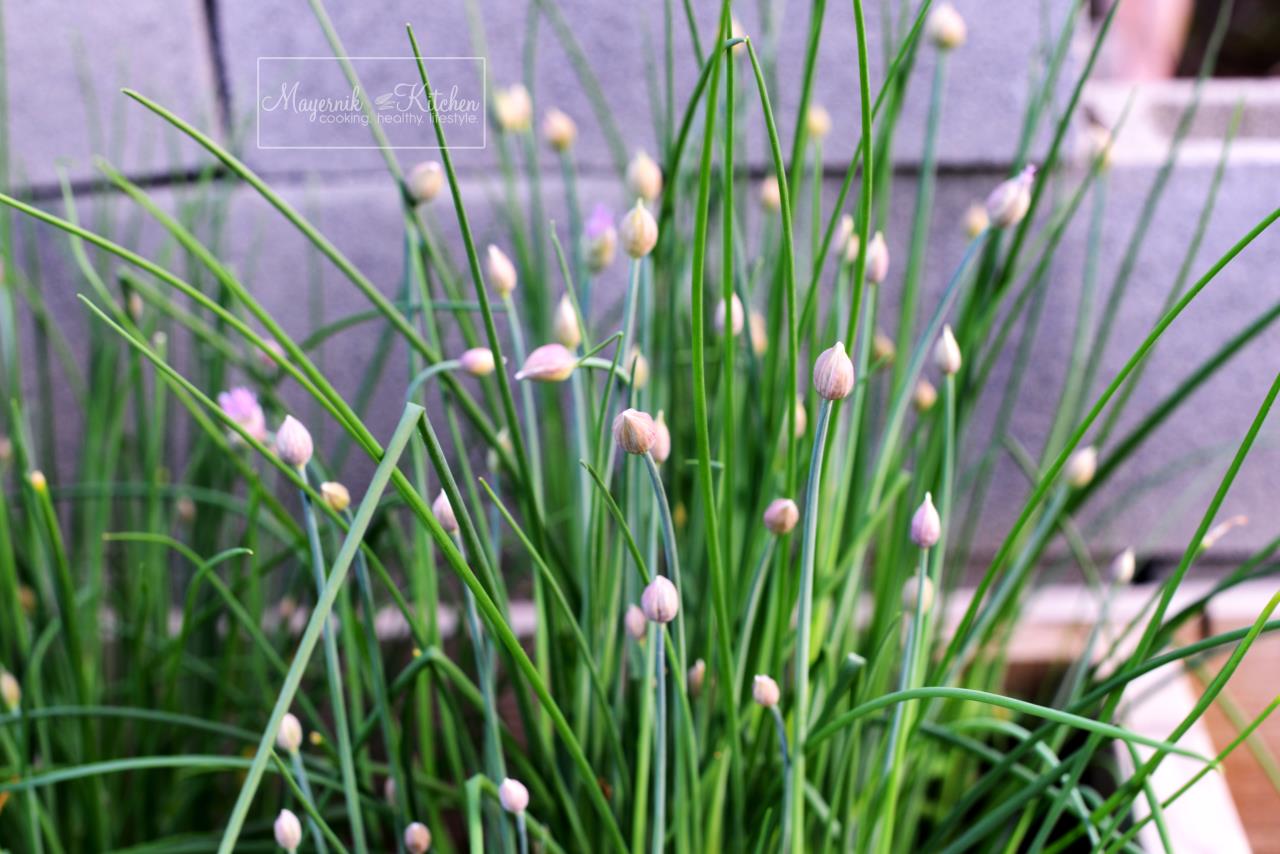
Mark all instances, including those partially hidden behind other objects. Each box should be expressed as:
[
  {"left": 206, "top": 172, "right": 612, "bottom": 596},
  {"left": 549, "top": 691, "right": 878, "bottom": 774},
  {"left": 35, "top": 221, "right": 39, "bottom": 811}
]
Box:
[{"left": 1, "top": 0, "right": 1279, "bottom": 851}]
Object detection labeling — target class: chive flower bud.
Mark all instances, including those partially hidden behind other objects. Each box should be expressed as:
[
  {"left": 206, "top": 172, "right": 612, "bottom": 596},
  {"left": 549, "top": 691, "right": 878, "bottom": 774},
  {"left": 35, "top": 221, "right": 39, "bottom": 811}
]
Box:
[
  {"left": 748, "top": 310, "right": 768, "bottom": 355},
  {"left": 320, "top": 482, "right": 350, "bottom": 513},
  {"left": 687, "top": 658, "right": 707, "bottom": 698},
  {"left": 620, "top": 199, "right": 659, "bottom": 258},
  {"left": 872, "top": 330, "right": 896, "bottom": 365},
  {"left": 935, "top": 324, "right": 962, "bottom": 375},
  {"left": 1110, "top": 547, "right": 1136, "bottom": 585},
  {"left": 1064, "top": 446, "right": 1097, "bottom": 488},
  {"left": 432, "top": 491, "right": 459, "bottom": 534},
  {"left": 486, "top": 245, "right": 518, "bottom": 298},
  {"left": 759, "top": 175, "right": 781, "bottom": 212},
  {"left": 404, "top": 822, "right": 433, "bottom": 854},
  {"left": 910, "top": 492, "right": 942, "bottom": 549},
  {"left": 651, "top": 411, "right": 672, "bottom": 464},
  {"left": 585, "top": 204, "right": 618, "bottom": 272},
  {"left": 460, "top": 347, "right": 497, "bottom": 377},
  {"left": 515, "top": 343, "right": 577, "bottom": 382},
  {"left": 407, "top": 161, "right": 445, "bottom": 204},
  {"left": 752, "top": 674, "right": 781, "bottom": 708},
  {"left": 624, "top": 604, "right": 647, "bottom": 640},
  {"left": 218, "top": 387, "right": 268, "bottom": 443},
  {"left": 902, "top": 576, "right": 936, "bottom": 613},
  {"left": 1, "top": 671, "right": 19, "bottom": 711},
  {"left": 275, "top": 416, "right": 313, "bottom": 469},
  {"left": 613, "top": 408, "right": 657, "bottom": 455},
  {"left": 926, "top": 2, "right": 967, "bottom": 50},
  {"left": 176, "top": 496, "right": 197, "bottom": 522},
  {"left": 553, "top": 294, "right": 581, "bottom": 349},
  {"left": 276, "top": 712, "right": 303, "bottom": 754},
  {"left": 865, "top": 231, "right": 890, "bottom": 284},
  {"left": 963, "top": 202, "right": 990, "bottom": 238},
  {"left": 542, "top": 107, "right": 577, "bottom": 151},
  {"left": 641, "top": 575, "right": 679, "bottom": 623},
  {"left": 627, "top": 347, "right": 650, "bottom": 388},
  {"left": 986, "top": 166, "right": 1036, "bottom": 229},
  {"left": 813, "top": 341, "right": 855, "bottom": 400},
  {"left": 913, "top": 379, "right": 938, "bottom": 413},
  {"left": 731, "top": 17, "right": 748, "bottom": 54},
  {"left": 837, "top": 214, "right": 856, "bottom": 257},
  {"left": 626, "top": 150, "right": 663, "bottom": 202},
  {"left": 498, "top": 777, "right": 529, "bottom": 813},
  {"left": 763, "top": 498, "right": 800, "bottom": 535},
  {"left": 28, "top": 470, "right": 47, "bottom": 493},
  {"left": 274, "top": 809, "right": 303, "bottom": 852},
  {"left": 806, "top": 104, "right": 832, "bottom": 139},
  {"left": 493, "top": 83, "right": 532, "bottom": 133},
  {"left": 715, "top": 293, "right": 745, "bottom": 336},
  {"left": 794, "top": 397, "right": 808, "bottom": 437},
  {"left": 1202, "top": 515, "right": 1248, "bottom": 552}
]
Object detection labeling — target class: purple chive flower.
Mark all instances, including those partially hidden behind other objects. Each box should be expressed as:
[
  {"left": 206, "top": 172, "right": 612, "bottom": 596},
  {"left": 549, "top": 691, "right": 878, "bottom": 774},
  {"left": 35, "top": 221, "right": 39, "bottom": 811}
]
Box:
[{"left": 217, "top": 387, "right": 267, "bottom": 442}]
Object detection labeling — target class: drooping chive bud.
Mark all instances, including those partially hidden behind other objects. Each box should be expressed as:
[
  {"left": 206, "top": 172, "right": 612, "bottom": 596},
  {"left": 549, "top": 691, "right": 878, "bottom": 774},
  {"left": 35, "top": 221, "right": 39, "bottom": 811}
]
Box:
[
  {"left": 273, "top": 809, "right": 303, "bottom": 853},
  {"left": 553, "top": 294, "right": 582, "bottom": 348},
  {"left": 748, "top": 310, "right": 769, "bottom": 355},
  {"left": 985, "top": 166, "right": 1036, "bottom": 229},
  {"left": 620, "top": 199, "right": 659, "bottom": 258},
  {"left": 627, "top": 347, "right": 650, "bottom": 388},
  {"left": 902, "top": 575, "right": 936, "bottom": 613},
  {"left": 404, "top": 821, "right": 433, "bottom": 854},
  {"left": 641, "top": 575, "right": 679, "bottom": 623},
  {"left": 1110, "top": 547, "right": 1136, "bottom": 585},
  {"left": 432, "top": 491, "right": 459, "bottom": 534},
  {"left": 319, "top": 481, "right": 350, "bottom": 513},
  {"left": 515, "top": 343, "right": 577, "bottom": 382},
  {"left": 1202, "top": 515, "right": 1248, "bottom": 552},
  {"left": 460, "top": 347, "right": 497, "bottom": 377},
  {"left": 813, "top": 341, "right": 855, "bottom": 400},
  {"left": 541, "top": 107, "right": 577, "bottom": 152},
  {"left": 872, "top": 329, "right": 896, "bottom": 365},
  {"left": 763, "top": 498, "right": 800, "bottom": 535},
  {"left": 1, "top": 670, "right": 20, "bottom": 711},
  {"left": 806, "top": 104, "right": 832, "bottom": 140},
  {"left": 276, "top": 712, "right": 303, "bottom": 754},
  {"left": 752, "top": 674, "right": 781, "bottom": 708},
  {"left": 687, "top": 658, "right": 707, "bottom": 698},
  {"left": 275, "top": 416, "right": 314, "bottom": 469},
  {"left": 626, "top": 150, "right": 664, "bottom": 202},
  {"left": 218, "top": 387, "right": 268, "bottom": 443},
  {"left": 913, "top": 379, "right": 938, "bottom": 413},
  {"left": 407, "top": 161, "right": 445, "bottom": 204},
  {"left": 730, "top": 17, "right": 748, "bottom": 54},
  {"left": 651, "top": 411, "right": 672, "bottom": 465},
  {"left": 585, "top": 204, "right": 618, "bottom": 272},
  {"left": 613, "top": 408, "right": 658, "bottom": 455},
  {"left": 910, "top": 492, "right": 942, "bottom": 549},
  {"left": 493, "top": 83, "right": 533, "bottom": 133},
  {"left": 715, "top": 293, "right": 745, "bottom": 336},
  {"left": 759, "top": 175, "right": 782, "bottom": 212},
  {"left": 794, "top": 396, "right": 809, "bottom": 437},
  {"left": 926, "top": 2, "right": 967, "bottom": 50},
  {"left": 1064, "top": 446, "right": 1097, "bottom": 488},
  {"left": 934, "top": 324, "right": 963, "bottom": 375},
  {"left": 865, "top": 231, "right": 890, "bottom": 284},
  {"left": 498, "top": 777, "right": 530, "bottom": 813},
  {"left": 485, "top": 245, "right": 518, "bottom": 298},
  {"left": 963, "top": 202, "right": 990, "bottom": 238},
  {"left": 624, "top": 604, "right": 647, "bottom": 640},
  {"left": 28, "top": 470, "right": 47, "bottom": 493}
]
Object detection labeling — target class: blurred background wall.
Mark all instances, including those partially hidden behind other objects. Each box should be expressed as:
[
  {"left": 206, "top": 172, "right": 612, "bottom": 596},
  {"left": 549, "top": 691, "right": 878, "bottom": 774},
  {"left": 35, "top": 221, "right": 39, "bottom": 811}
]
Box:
[{"left": 6, "top": 0, "right": 1280, "bottom": 563}]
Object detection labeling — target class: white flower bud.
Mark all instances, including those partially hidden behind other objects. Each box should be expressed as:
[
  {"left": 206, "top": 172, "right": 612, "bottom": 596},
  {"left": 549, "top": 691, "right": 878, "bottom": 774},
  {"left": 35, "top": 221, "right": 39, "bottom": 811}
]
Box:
[
  {"left": 276, "top": 712, "right": 303, "bottom": 754},
  {"left": 541, "top": 108, "right": 577, "bottom": 152},
  {"left": 836, "top": 214, "right": 856, "bottom": 257},
  {"left": 620, "top": 200, "right": 659, "bottom": 258},
  {"left": 275, "top": 416, "right": 314, "bottom": 469},
  {"left": 613, "top": 408, "right": 657, "bottom": 455},
  {"left": 28, "top": 470, "right": 47, "bottom": 494},
  {"left": 687, "top": 658, "right": 707, "bottom": 698},
  {"left": 404, "top": 821, "right": 433, "bottom": 854},
  {"left": 865, "top": 231, "right": 890, "bottom": 284},
  {"left": 910, "top": 492, "right": 942, "bottom": 549},
  {"left": 651, "top": 411, "right": 672, "bottom": 464},
  {"left": 1110, "top": 548, "right": 1136, "bottom": 585},
  {"left": 763, "top": 498, "right": 800, "bottom": 535},
  {"left": 432, "top": 491, "right": 459, "bottom": 534},
  {"left": 752, "top": 674, "right": 781, "bottom": 707},
  {"left": 806, "top": 104, "right": 832, "bottom": 140},
  {"left": 793, "top": 397, "right": 808, "bottom": 438},
  {"left": 1, "top": 671, "right": 19, "bottom": 711},
  {"left": 963, "top": 202, "right": 990, "bottom": 238},
  {"left": 748, "top": 310, "right": 768, "bottom": 355},
  {"left": 759, "top": 175, "right": 781, "bottom": 212},
  {"left": 627, "top": 347, "right": 650, "bottom": 388},
  {"left": 486, "top": 245, "right": 518, "bottom": 298},
  {"left": 926, "top": 2, "right": 967, "bottom": 50},
  {"left": 813, "top": 342, "right": 855, "bottom": 400},
  {"left": 274, "top": 809, "right": 303, "bottom": 852},
  {"left": 934, "top": 325, "right": 962, "bottom": 375},
  {"left": 626, "top": 151, "right": 663, "bottom": 202},
  {"left": 498, "top": 777, "right": 530, "bottom": 813},
  {"left": 715, "top": 294, "right": 745, "bottom": 336},
  {"left": 494, "top": 84, "right": 532, "bottom": 133},
  {"left": 986, "top": 166, "right": 1036, "bottom": 229},
  {"left": 515, "top": 343, "right": 577, "bottom": 382},
  {"left": 1065, "top": 446, "right": 1097, "bottom": 488},
  {"left": 624, "top": 604, "right": 647, "bottom": 640},
  {"left": 553, "top": 294, "right": 581, "bottom": 349},
  {"left": 641, "top": 575, "right": 679, "bottom": 623},
  {"left": 320, "top": 482, "right": 350, "bottom": 513},
  {"left": 460, "top": 347, "right": 497, "bottom": 377},
  {"left": 913, "top": 379, "right": 938, "bottom": 413},
  {"left": 407, "top": 161, "right": 445, "bottom": 204}
]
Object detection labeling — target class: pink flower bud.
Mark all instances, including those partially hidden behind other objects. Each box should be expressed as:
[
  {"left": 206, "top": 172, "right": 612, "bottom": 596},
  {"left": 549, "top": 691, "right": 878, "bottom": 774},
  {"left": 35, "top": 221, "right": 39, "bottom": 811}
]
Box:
[
  {"left": 624, "top": 604, "right": 647, "bottom": 640},
  {"left": 218, "top": 387, "right": 268, "bottom": 443},
  {"left": 687, "top": 658, "right": 707, "bottom": 698},
  {"left": 404, "top": 821, "right": 433, "bottom": 854},
  {"left": 542, "top": 108, "right": 577, "bottom": 151},
  {"left": 813, "top": 342, "right": 855, "bottom": 400},
  {"left": 910, "top": 492, "right": 942, "bottom": 549},
  {"left": 432, "top": 491, "right": 459, "bottom": 534},
  {"left": 865, "top": 231, "right": 890, "bottom": 284},
  {"left": 515, "top": 343, "right": 577, "bottom": 383},
  {"left": 274, "top": 809, "right": 302, "bottom": 852},
  {"left": 752, "top": 674, "right": 781, "bottom": 707},
  {"left": 498, "top": 777, "right": 529, "bottom": 813},
  {"left": 620, "top": 200, "right": 659, "bottom": 258},
  {"left": 935, "top": 325, "right": 962, "bottom": 375},
  {"left": 612, "top": 408, "right": 658, "bottom": 455},
  {"left": 641, "top": 575, "right": 679, "bottom": 623},
  {"left": 486, "top": 245, "right": 518, "bottom": 298},
  {"left": 460, "top": 347, "right": 497, "bottom": 377},
  {"left": 275, "top": 416, "right": 314, "bottom": 468},
  {"left": 651, "top": 411, "right": 672, "bottom": 464},
  {"left": 276, "top": 712, "right": 303, "bottom": 754},
  {"left": 626, "top": 151, "right": 663, "bottom": 202},
  {"left": 986, "top": 166, "right": 1036, "bottom": 229},
  {"left": 553, "top": 295, "right": 581, "bottom": 349},
  {"left": 407, "top": 161, "right": 445, "bottom": 204},
  {"left": 763, "top": 498, "right": 800, "bottom": 535}
]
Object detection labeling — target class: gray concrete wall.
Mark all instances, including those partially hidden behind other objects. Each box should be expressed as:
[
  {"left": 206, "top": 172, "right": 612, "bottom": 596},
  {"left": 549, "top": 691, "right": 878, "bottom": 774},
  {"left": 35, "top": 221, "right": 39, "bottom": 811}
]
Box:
[{"left": 7, "top": 0, "right": 1280, "bottom": 561}]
